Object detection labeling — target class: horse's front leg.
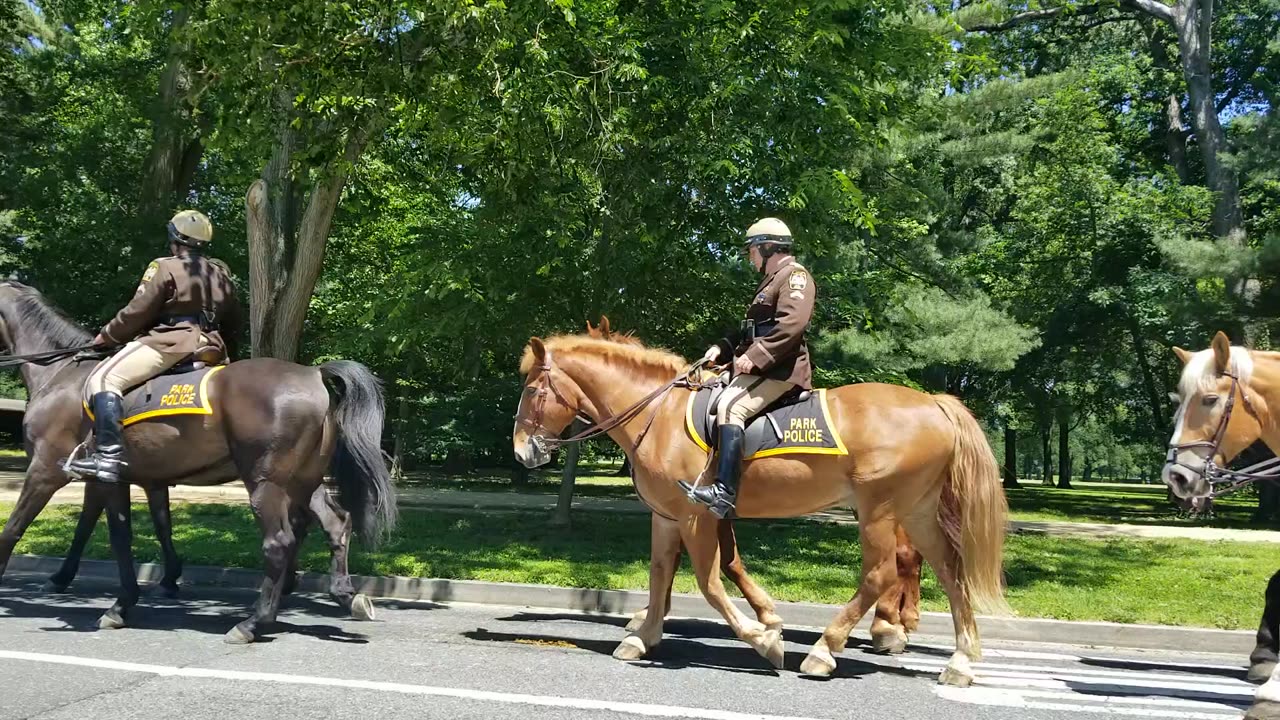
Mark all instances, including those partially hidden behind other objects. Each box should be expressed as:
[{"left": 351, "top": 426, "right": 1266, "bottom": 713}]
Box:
[
  {"left": 614, "top": 513, "right": 683, "bottom": 661},
  {"left": 44, "top": 483, "right": 109, "bottom": 592},
  {"left": 0, "top": 456, "right": 70, "bottom": 580},
  {"left": 97, "top": 482, "right": 140, "bottom": 629}
]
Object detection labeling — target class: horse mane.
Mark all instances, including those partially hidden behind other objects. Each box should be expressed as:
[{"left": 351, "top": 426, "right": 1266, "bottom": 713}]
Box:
[
  {"left": 1178, "top": 344, "right": 1255, "bottom": 399},
  {"left": 520, "top": 334, "right": 691, "bottom": 383},
  {"left": 0, "top": 281, "right": 92, "bottom": 350}
]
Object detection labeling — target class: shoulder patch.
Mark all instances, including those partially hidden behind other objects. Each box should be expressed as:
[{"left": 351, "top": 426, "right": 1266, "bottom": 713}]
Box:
[
  {"left": 140, "top": 261, "right": 159, "bottom": 284},
  {"left": 788, "top": 270, "right": 808, "bottom": 291}
]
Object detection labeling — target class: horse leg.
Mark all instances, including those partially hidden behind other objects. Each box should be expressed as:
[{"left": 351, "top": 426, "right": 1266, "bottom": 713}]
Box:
[
  {"left": 800, "top": 508, "right": 899, "bottom": 676},
  {"left": 44, "top": 483, "right": 108, "bottom": 593},
  {"left": 1251, "top": 569, "right": 1280, "bottom": 683},
  {"left": 613, "top": 513, "right": 683, "bottom": 661},
  {"left": 280, "top": 507, "right": 310, "bottom": 598},
  {"left": 0, "top": 459, "right": 68, "bottom": 580},
  {"left": 869, "top": 524, "right": 922, "bottom": 655},
  {"left": 1248, "top": 663, "right": 1280, "bottom": 720},
  {"left": 679, "top": 513, "right": 784, "bottom": 669},
  {"left": 899, "top": 505, "right": 982, "bottom": 687},
  {"left": 97, "top": 482, "right": 141, "bottom": 629},
  {"left": 225, "top": 482, "right": 298, "bottom": 644},
  {"left": 308, "top": 486, "right": 374, "bottom": 621},
  {"left": 144, "top": 485, "right": 183, "bottom": 598},
  {"left": 718, "top": 518, "right": 783, "bottom": 646}
]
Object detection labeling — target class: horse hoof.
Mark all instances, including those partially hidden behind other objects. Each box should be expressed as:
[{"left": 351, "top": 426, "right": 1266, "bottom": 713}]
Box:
[
  {"left": 870, "top": 628, "right": 909, "bottom": 655},
  {"left": 1246, "top": 699, "right": 1280, "bottom": 720},
  {"left": 156, "top": 583, "right": 181, "bottom": 599},
  {"left": 351, "top": 594, "right": 375, "bottom": 621},
  {"left": 224, "top": 624, "right": 255, "bottom": 645},
  {"left": 41, "top": 580, "right": 68, "bottom": 594},
  {"left": 1250, "top": 661, "right": 1278, "bottom": 684},
  {"left": 612, "top": 634, "right": 649, "bottom": 661},
  {"left": 98, "top": 610, "right": 126, "bottom": 630},
  {"left": 759, "top": 627, "right": 785, "bottom": 669},
  {"left": 625, "top": 609, "right": 648, "bottom": 632},
  {"left": 800, "top": 646, "right": 836, "bottom": 677},
  {"left": 938, "top": 664, "right": 975, "bottom": 687}
]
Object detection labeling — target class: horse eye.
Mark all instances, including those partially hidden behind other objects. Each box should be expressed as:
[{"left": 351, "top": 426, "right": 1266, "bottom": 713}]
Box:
[
  {"left": 525, "top": 386, "right": 536, "bottom": 395},
  {"left": 1202, "top": 394, "right": 1220, "bottom": 407}
]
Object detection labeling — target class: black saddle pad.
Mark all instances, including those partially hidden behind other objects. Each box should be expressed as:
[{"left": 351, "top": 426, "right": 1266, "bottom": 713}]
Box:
[
  {"left": 685, "top": 385, "right": 847, "bottom": 460},
  {"left": 84, "top": 365, "right": 224, "bottom": 427}
]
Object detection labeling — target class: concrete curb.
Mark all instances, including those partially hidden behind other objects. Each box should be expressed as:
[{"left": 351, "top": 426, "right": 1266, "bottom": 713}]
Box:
[{"left": 6, "top": 554, "right": 1253, "bottom": 657}]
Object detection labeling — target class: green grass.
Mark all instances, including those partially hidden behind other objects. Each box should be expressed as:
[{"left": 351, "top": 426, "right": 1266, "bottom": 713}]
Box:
[{"left": 4, "top": 501, "right": 1271, "bottom": 630}]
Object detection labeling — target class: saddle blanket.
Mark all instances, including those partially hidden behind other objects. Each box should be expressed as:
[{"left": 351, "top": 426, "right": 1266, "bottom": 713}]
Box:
[
  {"left": 84, "top": 365, "right": 223, "bottom": 427},
  {"left": 685, "top": 385, "right": 848, "bottom": 460}
]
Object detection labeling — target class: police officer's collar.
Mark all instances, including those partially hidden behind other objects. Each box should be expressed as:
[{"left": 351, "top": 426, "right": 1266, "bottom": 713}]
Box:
[{"left": 761, "top": 253, "right": 794, "bottom": 275}]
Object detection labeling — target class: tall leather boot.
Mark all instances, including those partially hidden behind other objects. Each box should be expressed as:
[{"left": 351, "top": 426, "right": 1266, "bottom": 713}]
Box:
[
  {"left": 68, "top": 392, "right": 127, "bottom": 483},
  {"left": 678, "top": 423, "right": 745, "bottom": 519}
]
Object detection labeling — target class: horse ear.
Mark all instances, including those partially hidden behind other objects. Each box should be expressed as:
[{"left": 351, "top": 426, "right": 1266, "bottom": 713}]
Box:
[
  {"left": 600, "top": 315, "right": 612, "bottom": 337},
  {"left": 1168, "top": 392, "right": 1181, "bottom": 405},
  {"left": 1212, "top": 331, "right": 1232, "bottom": 374},
  {"left": 585, "top": 319, "right": 596, "bottom": 335},
  {"left": 530, "top": 337, "right": 546, "bottom": 361},
  {"left": 1172, "top": 346, "right": 1193, "bottom": 365}
]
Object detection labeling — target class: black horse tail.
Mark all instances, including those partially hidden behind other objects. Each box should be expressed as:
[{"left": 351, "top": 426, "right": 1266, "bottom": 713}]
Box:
[{"left": 320, "top": 360, "right": 398, "bottom": 546}]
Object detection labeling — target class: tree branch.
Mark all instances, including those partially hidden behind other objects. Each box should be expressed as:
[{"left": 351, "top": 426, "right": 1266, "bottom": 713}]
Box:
[
  {"left": 965, "top": 0, "right": 1173, "bottom": 32},
  {"left": 1215, "top": 22, "right": 1277, "bottom": 112}
]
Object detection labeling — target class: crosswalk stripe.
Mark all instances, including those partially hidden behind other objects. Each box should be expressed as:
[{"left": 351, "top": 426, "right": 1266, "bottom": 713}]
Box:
[
  {"left": 934, "top": 686, "right": 1243, "bottom": 719},
  {"left": 904, "top": 657, "right": 1252, "bottom": 688}
]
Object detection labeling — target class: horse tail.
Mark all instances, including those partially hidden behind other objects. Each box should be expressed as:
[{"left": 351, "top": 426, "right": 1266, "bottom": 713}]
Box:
[
  {"left": 933, "top": 394, "right": 1011, "bottom": 617},
  {"left": 320, "top": 360, "right": 398, "bottom": 546}
]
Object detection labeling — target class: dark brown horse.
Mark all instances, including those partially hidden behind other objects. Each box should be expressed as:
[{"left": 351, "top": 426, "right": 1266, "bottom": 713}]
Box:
[{"left": 0, "top": 280, "right": 397, "bottom": 642}]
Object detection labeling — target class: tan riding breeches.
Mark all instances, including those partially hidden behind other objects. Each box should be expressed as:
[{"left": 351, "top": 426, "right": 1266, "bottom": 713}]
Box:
[
  {"left": 715, "top": 374, "right": 796, "bottom": 428},
  {"left": 84, "top": 341, "right": 187, "bottom": 400}
]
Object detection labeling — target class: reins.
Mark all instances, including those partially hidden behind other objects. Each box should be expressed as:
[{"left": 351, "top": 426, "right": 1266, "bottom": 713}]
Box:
[
  {"left": 0, "top": 344, "right": 100, "bottom": 370},
  {"left": 1167, "top": 365, "right": 1280, "bottom": 498}
]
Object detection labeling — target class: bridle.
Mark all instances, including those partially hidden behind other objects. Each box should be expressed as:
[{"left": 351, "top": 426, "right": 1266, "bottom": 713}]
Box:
[
  {"left": 1166, "top": 366, "right": 1280, "bottom": 498},
  {"left": 516, "top": 355, "right": 710, "bottom": 462}
]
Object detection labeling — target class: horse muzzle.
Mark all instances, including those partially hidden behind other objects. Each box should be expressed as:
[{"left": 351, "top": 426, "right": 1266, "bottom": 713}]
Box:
[{"left": 516, "top": 434, "right": 552, "bottom": 469}]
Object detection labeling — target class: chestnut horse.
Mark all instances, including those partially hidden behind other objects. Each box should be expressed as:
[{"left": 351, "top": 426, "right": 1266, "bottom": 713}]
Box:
[
  {"left": 583, "top": 317, "right": 925, "bottom": 654},
  {"left": 514, "top": 332, "right": 1009, "bottom": 685},
  {"left": 1162, "top": 331, "right": 1280, "bottom": 720}
]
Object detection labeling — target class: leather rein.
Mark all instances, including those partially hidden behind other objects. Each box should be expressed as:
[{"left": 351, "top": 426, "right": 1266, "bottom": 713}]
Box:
[{"left": 1166, "top": 366, "right": 1280, "bottom": 498}]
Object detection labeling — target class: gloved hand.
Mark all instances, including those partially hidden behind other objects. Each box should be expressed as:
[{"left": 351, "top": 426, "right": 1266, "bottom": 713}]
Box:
[{"left": 701, "top": 346, "right": 721, "bottom": 364}]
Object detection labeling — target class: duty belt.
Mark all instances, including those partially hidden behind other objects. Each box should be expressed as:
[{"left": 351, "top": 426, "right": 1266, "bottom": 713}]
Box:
[{"left": 162, "top": 313, "right": 215, "bottom": 330}]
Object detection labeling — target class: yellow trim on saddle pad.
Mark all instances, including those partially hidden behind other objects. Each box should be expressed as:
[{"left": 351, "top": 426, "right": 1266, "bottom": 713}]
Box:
[
  {"left": 684, "top": 387, "right": 848, "bottom": 460},
  {"left": 84, "top": 365, "right": 224, "bottom": 427}
]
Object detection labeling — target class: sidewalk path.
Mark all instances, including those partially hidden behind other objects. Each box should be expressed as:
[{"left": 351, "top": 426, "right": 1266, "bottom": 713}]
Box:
[{"left": 4, "top": 471, "right": 1279, "bottom": 543}]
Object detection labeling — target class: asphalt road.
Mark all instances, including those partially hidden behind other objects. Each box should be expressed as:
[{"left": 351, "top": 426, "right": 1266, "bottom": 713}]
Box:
[{"left": 0, "top": 577, "right": 1257, "bottom": 720}]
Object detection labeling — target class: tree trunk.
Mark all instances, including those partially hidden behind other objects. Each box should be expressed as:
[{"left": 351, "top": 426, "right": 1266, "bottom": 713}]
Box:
[
  {"left": 1057, "top": 413, "right": 1072, "bottom": 489},
  {"left": 245, "top": 112, "right": 382, "bottom": 360},
  {"left": 1003, "top": 425, "right": 1020, "bottom": 489},
  {"left": 1122, "top": 300, "right": 1166, "bottom": 439},
  {"left": 1041, "top": 425, "right": 1054, "bottom": 486},
  {"left": 551, "top": 420, "right": 584, "bottom": 527},
  {"left": 1083, "top": 449, "right": 1094, "bottom": 482},
  {"left": 1173, "top": 0, "right": 1248, "bottom": 266},
  {"left": 140, "top": 7, "right": 194, "bottom": 227}
]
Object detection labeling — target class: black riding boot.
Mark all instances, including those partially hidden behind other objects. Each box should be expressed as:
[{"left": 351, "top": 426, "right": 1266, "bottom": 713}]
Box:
[
  {"left": 678, "top": 424, "right": 744, "bottom": 519},
  {"left": 68, "top": 392, "right": 127, "bottom": 483}
]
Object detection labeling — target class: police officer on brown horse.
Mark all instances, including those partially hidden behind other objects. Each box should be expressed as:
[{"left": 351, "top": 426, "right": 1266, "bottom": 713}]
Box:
[
  {"left": 678, "top": 217, "right": 816, "bottom": 519},
  {"left": 69, "top": 210, "right": 242, "bottom": 483}
]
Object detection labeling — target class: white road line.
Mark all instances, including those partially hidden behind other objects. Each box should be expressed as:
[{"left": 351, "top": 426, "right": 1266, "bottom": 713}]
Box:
[
  {"left": 903, "top": 657, "right": 1252, "bottom": 687},
  {"left": 903, "top": 663, "right": 1256, "bottom": 698},
  {"left": 0, "top": 650, "right": 827, "bottom": 720},
  {"left": 908, "top": 643, "right": 1246, "bottom": 671},
  {"left": 935, "top": 686, "right": 1241, "bottom": 719}
]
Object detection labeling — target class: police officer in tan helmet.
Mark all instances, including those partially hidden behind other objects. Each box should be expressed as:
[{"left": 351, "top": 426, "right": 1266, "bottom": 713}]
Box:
[
  {"left": 69, "top": 210, "right": 243, "bottom": 483},
  {"left": 678, "top": 217, "right": 817, "bottom": 518}
]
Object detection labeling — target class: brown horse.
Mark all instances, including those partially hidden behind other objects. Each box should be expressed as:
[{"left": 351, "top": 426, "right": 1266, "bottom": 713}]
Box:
[
  {"left": 0, "top": 280, "right": 397, "bottom": 642},
  {"left": 513, "top": 332, "right": 1009, "bottom": 685},
  {"left": 583, "top": 317, "right": 926, "bottom": 654},
  {"left": 1161, "top": 331, "right": 1280, "bottom": 720}
]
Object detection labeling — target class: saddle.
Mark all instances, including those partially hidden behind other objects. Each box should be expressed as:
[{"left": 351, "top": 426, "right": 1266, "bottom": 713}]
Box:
[
  {"left": 686, "top": 376, "right": 847, "bottom": 461},
  {"left": 79, "top": 345, "right": 227, "bottom": 427}
]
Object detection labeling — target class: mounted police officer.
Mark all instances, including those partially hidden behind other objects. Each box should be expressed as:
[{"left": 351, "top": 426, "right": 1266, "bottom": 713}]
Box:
[
  {"left": 678, "top": 217, "right": 816, "bottom": 518},
  {"left": 69, "top": 210, "right": 243, "bottom": 483}
]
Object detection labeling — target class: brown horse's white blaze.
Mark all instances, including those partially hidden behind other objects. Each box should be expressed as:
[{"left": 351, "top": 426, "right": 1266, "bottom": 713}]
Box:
[{"left": 511, "top": 333, "right": 1010, "bottom": 686}]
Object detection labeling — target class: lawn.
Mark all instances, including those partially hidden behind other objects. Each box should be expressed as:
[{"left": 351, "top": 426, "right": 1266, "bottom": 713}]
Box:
[{"left": 3, "top": 500, "right": 1271, "bottom": 631}]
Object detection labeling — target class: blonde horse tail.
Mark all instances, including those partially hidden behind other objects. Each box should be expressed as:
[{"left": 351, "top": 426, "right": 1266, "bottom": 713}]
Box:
[{"left": 934, "top": 395, "right": 1012, "bottom": 617}]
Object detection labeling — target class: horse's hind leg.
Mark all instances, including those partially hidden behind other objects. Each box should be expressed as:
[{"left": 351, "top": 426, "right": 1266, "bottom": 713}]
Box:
[
  {"left": 144, "top": 485, "right": 183, "bottom": 598},
  {"left": 308, "top": 485, "right": 374, "bottom": 621},
  {"left": 613, "top": 513, "right": 683, "bottom": 661},
  {"left": 98, "top": 482, "right": 141, "bottom": 630},
  {"left": 800, "top": 506, "right": 899, "bottom": 677},
  {"left": 281, "top": 508, "right": 310, "bottom": 597},
  {"left": 869, "top": 524, "right": 922, "bottom": 655},
  {"left": 899, "top": 503, "right": 981, "bottom": 687},
  {"left": 45, "top": 484, "right": 108, "bottom": 593},
  {"left": 225, "top": 481, "right": 299, "bottom": 644}
]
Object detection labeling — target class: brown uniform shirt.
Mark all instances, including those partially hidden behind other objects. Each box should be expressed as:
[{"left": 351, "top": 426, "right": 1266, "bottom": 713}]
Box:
[
  {"left": 101, "top": 254, "right": 242, "bottom": 358},
  {"left": 727, "top": 255, "right": 816, "bottom": 389}
]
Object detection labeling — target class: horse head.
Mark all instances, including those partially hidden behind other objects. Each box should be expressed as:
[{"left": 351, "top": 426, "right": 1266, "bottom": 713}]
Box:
[{"left": 1163, "top": 331, "right": 1269, "bottom": 502}]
